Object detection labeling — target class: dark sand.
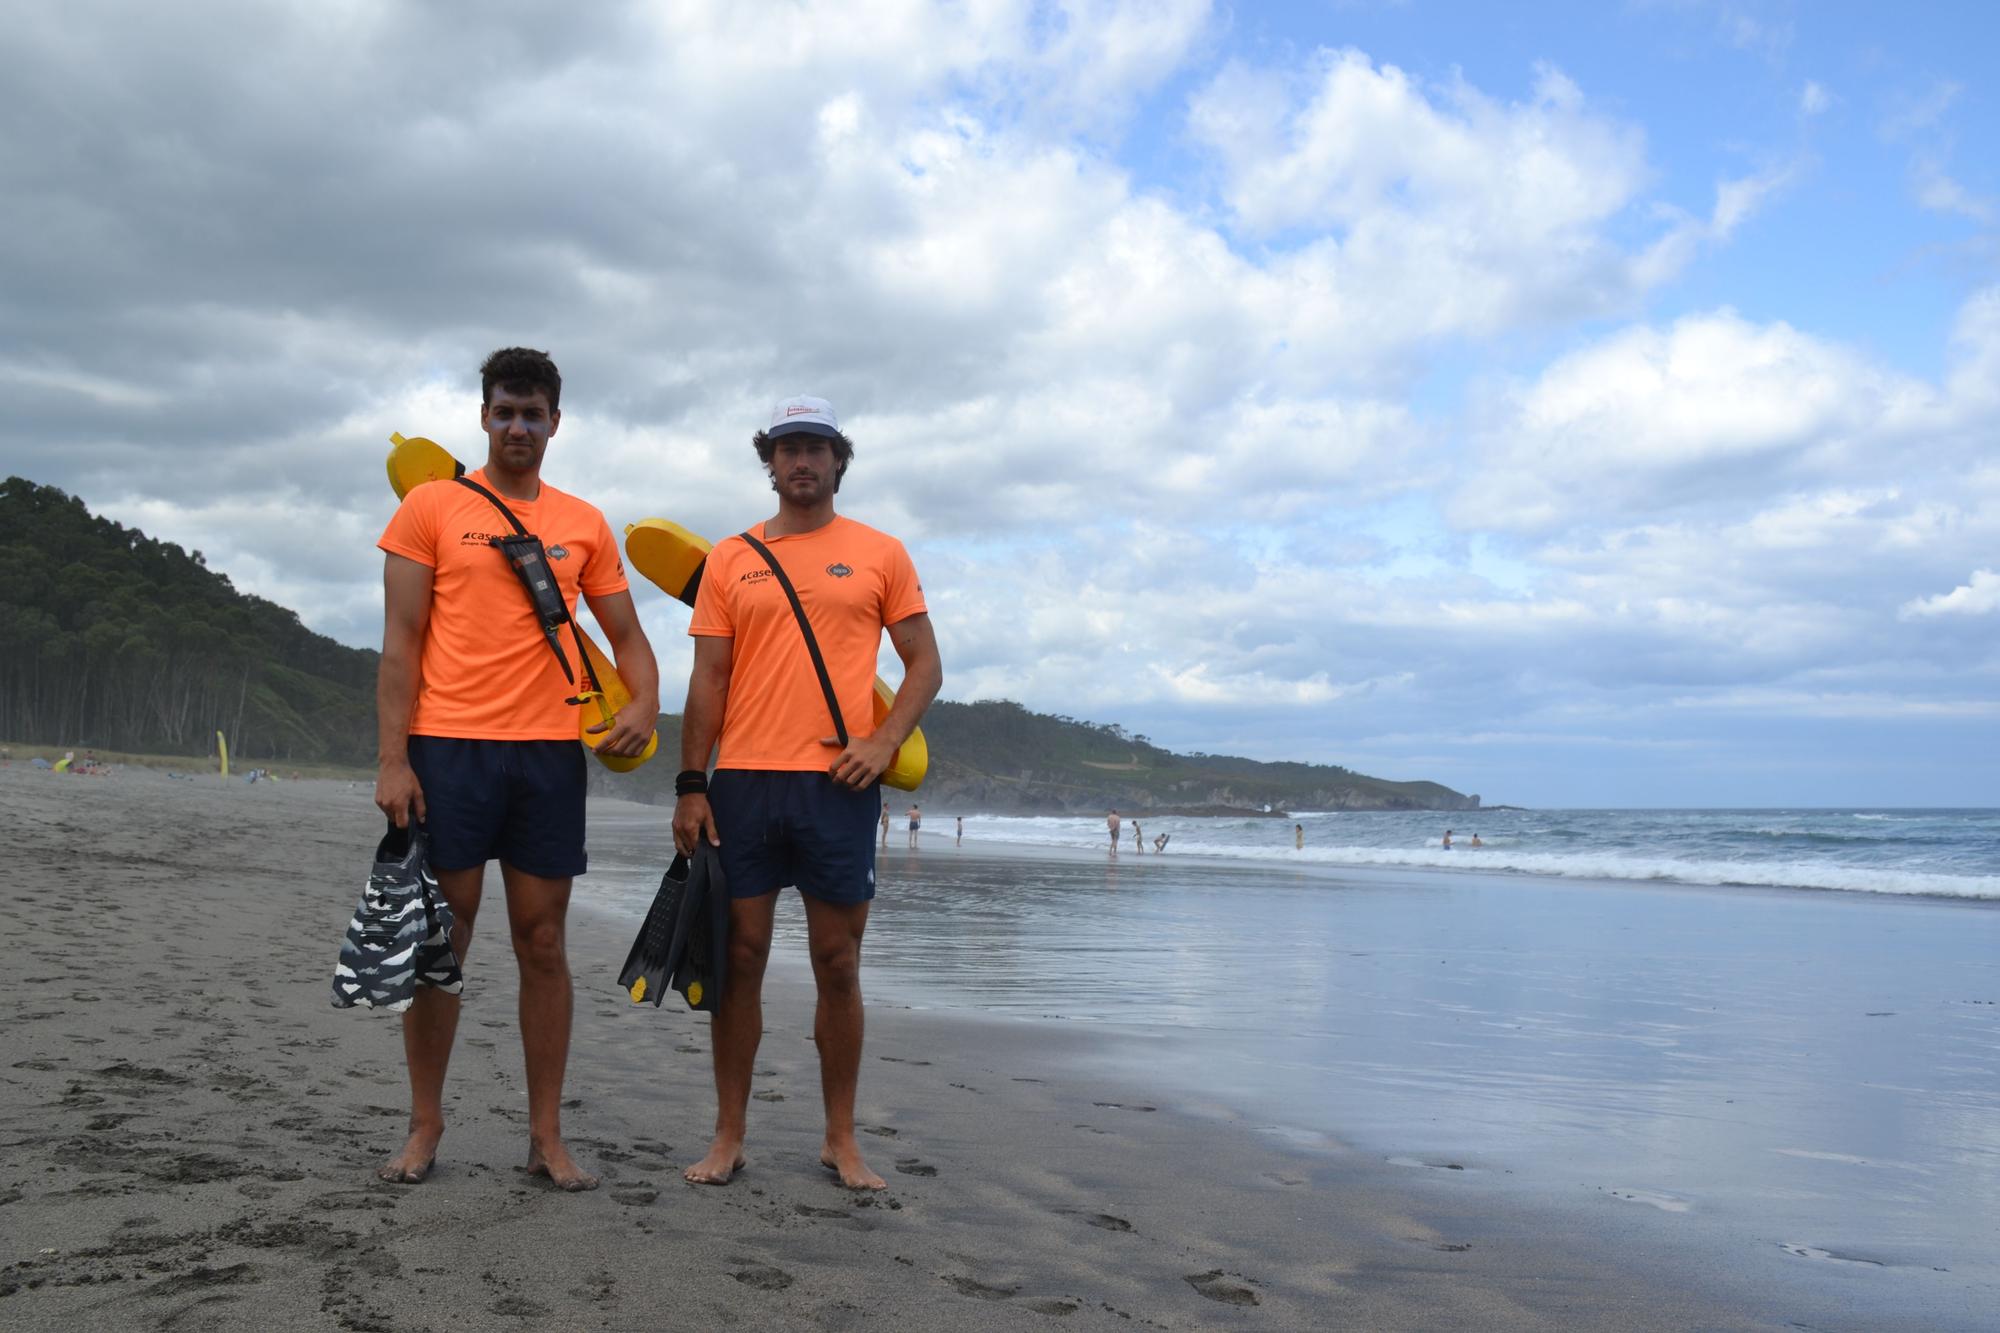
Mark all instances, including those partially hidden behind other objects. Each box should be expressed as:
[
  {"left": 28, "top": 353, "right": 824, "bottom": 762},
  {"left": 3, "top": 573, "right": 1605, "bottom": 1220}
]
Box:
[{"left": 0, "top": 766, "right": 1927, "bottom": 1330}]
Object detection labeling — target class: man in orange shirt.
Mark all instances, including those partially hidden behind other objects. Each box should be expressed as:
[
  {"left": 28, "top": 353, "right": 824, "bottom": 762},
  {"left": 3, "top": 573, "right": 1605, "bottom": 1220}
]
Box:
[
  {"left": 674, "top": 394, "right": 942, "bottom": 1190},
  {"left": 373, "top": 347, "right": 658, "bottom": 1191}
]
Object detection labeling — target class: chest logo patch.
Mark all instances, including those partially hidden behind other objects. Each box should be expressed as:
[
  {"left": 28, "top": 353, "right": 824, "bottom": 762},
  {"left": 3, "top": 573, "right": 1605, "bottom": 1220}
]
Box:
[
  {"left": 547, "top": 544, "right": 570, "bottom": 560},
  {"left": 826, "top": 563, "right": 853, "bottom": 578}
]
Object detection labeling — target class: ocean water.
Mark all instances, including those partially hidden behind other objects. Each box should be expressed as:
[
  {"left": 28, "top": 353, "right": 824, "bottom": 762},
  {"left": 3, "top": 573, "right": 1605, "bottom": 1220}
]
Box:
[
  {"left": 582, "top": 804, "right": 2000, "bottom": 1319},
  {"left": 958, "top": 807, "right": 2000, "bottom": 900}
]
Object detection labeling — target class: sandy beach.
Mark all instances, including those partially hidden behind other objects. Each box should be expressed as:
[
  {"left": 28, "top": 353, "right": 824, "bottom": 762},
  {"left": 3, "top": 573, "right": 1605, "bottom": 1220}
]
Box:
[{"left": 1, "top": 767, "right": 1987, "bottom": 1330}]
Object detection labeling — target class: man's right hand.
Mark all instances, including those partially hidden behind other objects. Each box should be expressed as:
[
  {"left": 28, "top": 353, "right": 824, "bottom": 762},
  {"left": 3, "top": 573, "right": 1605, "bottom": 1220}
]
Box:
[
  {"left": 673, "top": 793, "right": 720, "bottom": 856},
  {"left": 375, "top": 758, "right": 426, "bottom": 828}
]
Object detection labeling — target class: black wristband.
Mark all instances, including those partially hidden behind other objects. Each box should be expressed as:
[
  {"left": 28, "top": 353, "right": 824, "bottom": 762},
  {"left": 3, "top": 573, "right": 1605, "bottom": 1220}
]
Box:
[{"left": 675, "top": 770, "right": 709, "bottom": 796}]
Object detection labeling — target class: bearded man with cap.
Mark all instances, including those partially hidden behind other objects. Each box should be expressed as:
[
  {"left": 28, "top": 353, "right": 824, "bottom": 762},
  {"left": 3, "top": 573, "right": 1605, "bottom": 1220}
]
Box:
[{"left": 673, "top": 395, "right": 942, "bottom": 1190}]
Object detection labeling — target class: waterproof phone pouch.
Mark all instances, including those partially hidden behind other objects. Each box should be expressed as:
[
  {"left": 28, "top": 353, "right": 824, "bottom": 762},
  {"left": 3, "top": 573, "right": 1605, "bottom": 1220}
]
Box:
[
  {"left": 492, "top": 533, "right": 572, "bottom": 636},
  {"left": 455, "top": 477, "right": 585, "bottom": 688}
]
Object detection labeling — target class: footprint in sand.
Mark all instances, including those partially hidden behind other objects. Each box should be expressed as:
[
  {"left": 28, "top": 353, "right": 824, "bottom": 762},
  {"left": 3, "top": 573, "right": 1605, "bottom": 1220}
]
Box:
[
  {"left": 795, "top": 1204, "right": 849, "bottom": 1219},
  {"left": 1605, "top": 1188, "right": 1689, "bottom": 1213},
  {"left": 752, "top": 1090, "right": 785, "bottom": 1102},
  {"left": 490, "top": 1296, "right": 552, "bottom": 1317},
  {"left": 1388, "top": 1156, "right": 1469, "bottom": 1173},
  {"left": 1184, "top": 1270, "right": 1260, "bottom": 1306},
  {"left": 1092, "top": 1102, "right": 1156, "bottom": 1112},
  {"left": 879, "top": 1056, "right": 932, "bottom": 1065},
  {"left": 1027, "top": 1299, "right": 1078, "bottom": 1316},
  {"left": 732, "top": 1263, "right": 795, "bottom": 1290},
  {"left": 1780, "top": 1243, "right": 1885, "bottom": 1267},
  {"left": 1262, "top": 1172, "right": 1306, "bottom": 1187},
  {"left": 861, "top": 1125, "right": 898, "bottom": 1138},
  {"left": 895, "top": 1158, "right": 938, "bottom": 1177},
  {"left": 611, "top": 1187, "right": 658, "bottom": 1206},
  {"left": 1064, "top": 1211, "right": 1131, "bottom": 1232},
  {"left": 943, "top": 1275, "right": 1018, "bottom": 1300}
]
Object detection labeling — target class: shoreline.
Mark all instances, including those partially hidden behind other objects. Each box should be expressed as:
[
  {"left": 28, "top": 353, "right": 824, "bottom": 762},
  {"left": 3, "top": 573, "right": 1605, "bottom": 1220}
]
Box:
[{"left": 3, "top": 769, "right": 1988, "bottom": 1329}]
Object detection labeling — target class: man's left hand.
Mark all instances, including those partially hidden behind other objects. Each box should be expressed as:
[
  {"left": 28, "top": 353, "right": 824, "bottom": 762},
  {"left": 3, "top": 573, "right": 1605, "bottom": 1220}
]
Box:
[
  {"left": 589, "top": 697, "right": 659, "bottom": 758},
  {"left": 825, "top": 733, "right": 897, "bottom": 790}
]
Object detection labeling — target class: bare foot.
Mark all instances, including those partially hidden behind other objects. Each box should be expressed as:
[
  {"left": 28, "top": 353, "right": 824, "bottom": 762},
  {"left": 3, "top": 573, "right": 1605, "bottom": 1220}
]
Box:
[
  {"left": 524, "top": 1137, "right": 600, "bottom": 1192},
  {"left": 378, "top": 1123, "right": 442, "bottom": 1184},
  {"left": 820, "top": 1138, "right": 887, "bottom": 1191},
  {"left": 684, "top": 1135, "right": 748, "bottom": 1185}
]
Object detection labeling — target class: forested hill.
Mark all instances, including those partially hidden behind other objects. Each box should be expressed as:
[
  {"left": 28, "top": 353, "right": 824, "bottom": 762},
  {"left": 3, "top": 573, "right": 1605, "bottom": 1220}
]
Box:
[
  {"left": 912, "top": 700, "right": 1478, "bottom": 813},
  {"left": 0, "top": 477, "right": 377, "bottom": 764},
  {"left": 4, "top": 478, "right": 1477, "bottom": 809},
  {"left": 592, "top": 701, "right": 1478, "bottom": 814}
]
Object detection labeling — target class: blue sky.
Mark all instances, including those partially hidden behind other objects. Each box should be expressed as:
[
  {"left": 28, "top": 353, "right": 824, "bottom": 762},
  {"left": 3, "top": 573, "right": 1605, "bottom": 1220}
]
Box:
[{"left": 4, "top": 2, "right": 1995, "bottom": 806}]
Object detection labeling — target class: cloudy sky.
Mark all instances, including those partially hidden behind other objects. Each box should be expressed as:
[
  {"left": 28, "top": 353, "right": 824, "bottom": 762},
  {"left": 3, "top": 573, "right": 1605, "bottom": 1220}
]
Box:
[{"left": 7, "top": 1, "right": 1996, "bottom": 806}]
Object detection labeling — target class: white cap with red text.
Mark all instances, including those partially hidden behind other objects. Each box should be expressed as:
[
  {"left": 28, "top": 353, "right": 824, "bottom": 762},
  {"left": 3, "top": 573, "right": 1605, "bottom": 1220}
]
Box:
[{"left": 767, "top": 394, "right": 841, "bottom": 439}]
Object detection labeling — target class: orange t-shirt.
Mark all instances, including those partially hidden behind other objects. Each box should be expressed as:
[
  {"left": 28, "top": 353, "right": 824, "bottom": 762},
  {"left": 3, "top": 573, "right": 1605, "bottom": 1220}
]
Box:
[
  {"left": 689, "top": 515, "right": 926, "bottom": 771},
  {"left": 378, "top": 470, "right": 628, "bottom": 740}
]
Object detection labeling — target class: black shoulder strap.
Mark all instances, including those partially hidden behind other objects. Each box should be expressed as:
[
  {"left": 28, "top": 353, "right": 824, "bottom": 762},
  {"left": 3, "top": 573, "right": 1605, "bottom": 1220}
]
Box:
[
  {"left": 739, "top": 530, "right": 847, "bottom": 747},
  {"left": 453, "top": 475, "right": 528, "bottom": 535},
  {"left": 452, "top": 476, "right": 598, "bottom": 694}
]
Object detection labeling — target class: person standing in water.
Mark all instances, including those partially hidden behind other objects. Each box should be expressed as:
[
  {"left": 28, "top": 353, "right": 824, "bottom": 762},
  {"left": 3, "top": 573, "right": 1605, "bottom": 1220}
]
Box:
[
  {"left": 672, "top": 394, "right": 941, "bottom": 1191},
  {"left": 1442, "top": 829, "right": 1453, "bottom": 849},
  {"left": 1107, "top": 809, "right": 1121, "bottom": 851}
]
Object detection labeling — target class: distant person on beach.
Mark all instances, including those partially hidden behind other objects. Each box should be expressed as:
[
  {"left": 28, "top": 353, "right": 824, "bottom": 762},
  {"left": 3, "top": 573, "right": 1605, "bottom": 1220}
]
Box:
[
  {"left": 907, "top": 803, "right": 921, "bottom": 847},
  {"left": 373, "top": 347, "right": 660, "bottom": 1191},
  {"left": 672, "top": 393, "right": 941, "bottom": 1191},
  {"left": 1107, "top": 809, "right": 1121, "bottom": 850},
  {"left": 1295, "top": 823, "right": 1303, "bottom": 849},
  {"left": 1132, "top": 821, "right": 1143, "bottom": 852},
  {"left": 879, "top": 806, "right": 890, "bottom": 846},
  {"left": 955, "top": 815, "right": 963, "bottom": 846},
  {"left": 1442, "top": 829, "right": 1453, "bottom": 849}
]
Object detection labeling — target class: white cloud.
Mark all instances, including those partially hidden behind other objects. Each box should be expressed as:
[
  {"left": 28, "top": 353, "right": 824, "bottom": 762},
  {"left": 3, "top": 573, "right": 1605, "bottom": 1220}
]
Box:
[
  {"left": 1187, "top": 51, "right": 1668, "bottom": 336},
  {"left": 1901, "top": 570, "right": 2000, "bottom": 619},
  {"left": 1800, "top": 81, "right": 1830, "bottom": 116},
  {"left": 1457, "top": 307, "right": 1950, "bottom": 532},
  {"left": 1912, "top": 155, "right": 1996, "bottom": 223}
]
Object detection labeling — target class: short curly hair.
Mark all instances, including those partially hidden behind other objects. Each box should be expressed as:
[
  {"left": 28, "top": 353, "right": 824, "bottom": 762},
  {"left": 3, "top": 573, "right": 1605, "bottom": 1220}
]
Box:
[
  {"left": 480, "top": 347, "right": 562, "bottom": 412},
  {"left": 753, "top": 429, "right": 854, "bottom": 493}
]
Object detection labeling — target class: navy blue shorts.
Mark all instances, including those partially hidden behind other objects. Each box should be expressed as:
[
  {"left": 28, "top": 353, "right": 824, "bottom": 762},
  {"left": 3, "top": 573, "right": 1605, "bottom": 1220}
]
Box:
[
  {"left": 709, "top": 769, "right": 880, "bottom": 904},
  {"left": 407, "top": 736, "right": 587, "bottom": 878}
]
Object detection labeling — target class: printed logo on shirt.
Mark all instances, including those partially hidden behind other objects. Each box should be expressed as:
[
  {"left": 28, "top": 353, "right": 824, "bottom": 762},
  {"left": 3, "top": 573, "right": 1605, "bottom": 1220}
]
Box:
[
  {"left": 459, "top": 530, "right": 509, "bottom": 546},
  {"left": 738, "top": 569, "right": 774, "bottom": 585},
  {"left": 826, "top": 563, "right": 853, "bottom": 578},
  {"left": 547, "top": 544, "right": 570, "bottom": 560}
]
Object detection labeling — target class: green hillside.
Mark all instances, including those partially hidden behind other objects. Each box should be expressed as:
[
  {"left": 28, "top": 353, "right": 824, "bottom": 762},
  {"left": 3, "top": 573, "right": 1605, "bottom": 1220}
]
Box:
[
  {"left": 591, "top": 700, "right": 1477, "bottom": 814},
  {"left": 0, "top": 477, "right": 378, "bottom": 764},
  {"left": 5, "top": 477, "right": 1476, "bottom": 810}
]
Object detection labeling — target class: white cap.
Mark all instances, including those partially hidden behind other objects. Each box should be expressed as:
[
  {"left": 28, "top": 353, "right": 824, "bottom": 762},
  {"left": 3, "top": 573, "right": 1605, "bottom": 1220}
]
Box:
[{"left": 767, "top": 394, "right": 841, "bottom": 439}]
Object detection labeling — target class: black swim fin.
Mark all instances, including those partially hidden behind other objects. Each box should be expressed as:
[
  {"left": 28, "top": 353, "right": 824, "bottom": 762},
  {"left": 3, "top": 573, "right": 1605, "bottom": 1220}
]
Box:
[
  {"left": 665, "top": 843, "right": 728, "bottom": 1013},
  {"left": 617, "top": 854, "right": 691, "bottom": 1007}
]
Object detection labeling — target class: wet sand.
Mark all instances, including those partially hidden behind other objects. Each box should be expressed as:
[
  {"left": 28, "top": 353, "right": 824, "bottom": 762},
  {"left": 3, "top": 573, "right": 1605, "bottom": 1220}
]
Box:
[{"left": 0, "top": 766, "right": 1971, "bottom": 1330}]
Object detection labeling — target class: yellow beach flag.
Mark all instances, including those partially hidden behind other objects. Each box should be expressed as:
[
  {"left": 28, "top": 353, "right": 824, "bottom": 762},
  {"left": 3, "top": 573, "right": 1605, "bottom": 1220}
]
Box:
[{"left": 217, "top": 731, "right": 230, "bottom": 780}]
